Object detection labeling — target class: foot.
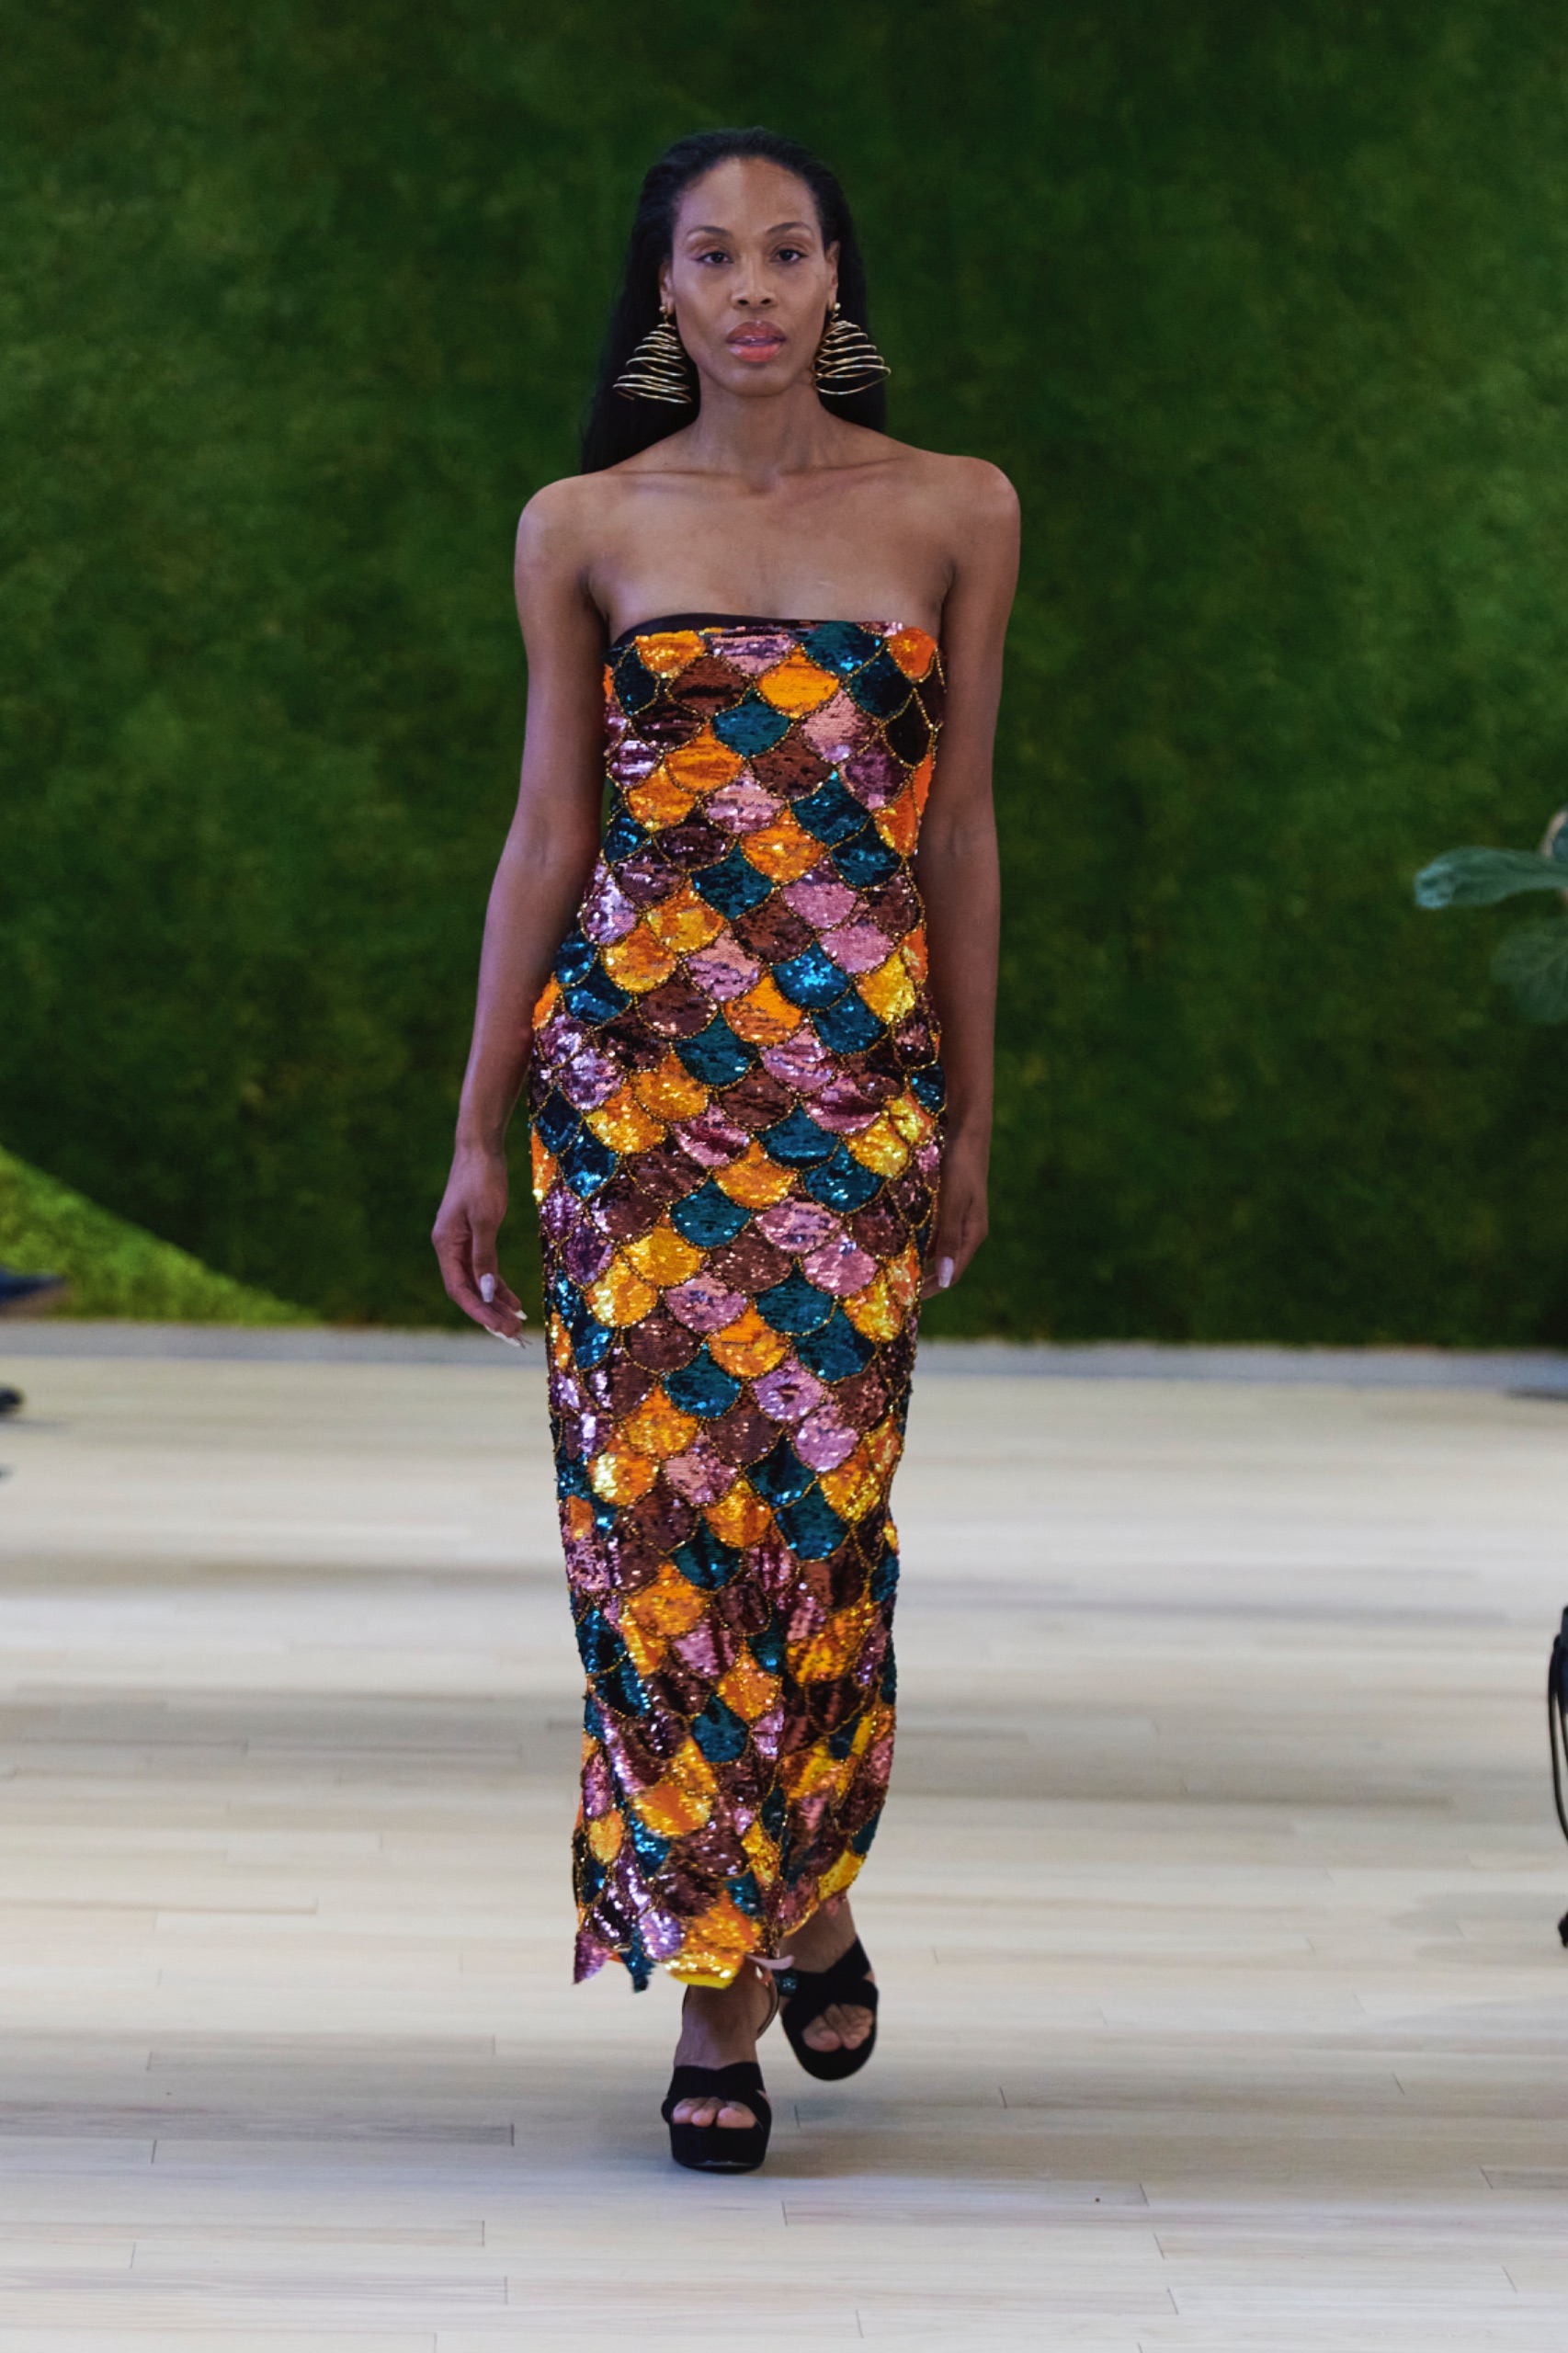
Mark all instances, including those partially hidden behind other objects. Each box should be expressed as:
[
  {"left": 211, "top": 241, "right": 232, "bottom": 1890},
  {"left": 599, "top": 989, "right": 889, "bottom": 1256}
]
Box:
[
  {"left": 669, "top": 1966, "right": 776, "bottom": 2131},
  {"left": 788, "top": 1895, "right": 876, "bottom": 2056}
]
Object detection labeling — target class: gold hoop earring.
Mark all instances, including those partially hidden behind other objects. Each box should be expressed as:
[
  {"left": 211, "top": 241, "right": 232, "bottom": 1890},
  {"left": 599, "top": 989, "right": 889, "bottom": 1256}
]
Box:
[
  {"left": 613, "top": 307, "right": 697, "bottom": 405},
  {"left": 813, "top": 301, "right": 891, "bottom": 396}
]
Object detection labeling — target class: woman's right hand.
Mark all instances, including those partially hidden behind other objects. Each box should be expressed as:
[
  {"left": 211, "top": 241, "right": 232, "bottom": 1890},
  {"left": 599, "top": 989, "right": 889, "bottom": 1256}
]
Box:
[{"left": 432, "top": 1142, "right": 527, "bottom": 1340}]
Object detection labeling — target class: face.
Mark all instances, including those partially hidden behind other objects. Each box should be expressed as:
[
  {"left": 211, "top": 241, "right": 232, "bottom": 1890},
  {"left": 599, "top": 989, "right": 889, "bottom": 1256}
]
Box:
[{"left": 660, "top": 157, "right": 839, "bottom": 400}]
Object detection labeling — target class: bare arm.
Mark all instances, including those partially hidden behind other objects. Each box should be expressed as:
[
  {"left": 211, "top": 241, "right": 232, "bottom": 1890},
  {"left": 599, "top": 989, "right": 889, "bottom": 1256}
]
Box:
[
  {"left": 432, "top": 485, "right": 607, "bottom": 1333},
  {"left": 915, "top": 462, "right": 1019, "bottom": 1296}
]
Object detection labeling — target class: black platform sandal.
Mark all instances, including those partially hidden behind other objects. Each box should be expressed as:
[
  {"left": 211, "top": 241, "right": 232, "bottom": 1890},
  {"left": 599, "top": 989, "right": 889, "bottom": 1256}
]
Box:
[
  {"left": 781, "top": 1934, "right": 880, "bottom": 2081},
  {"left": 661, "top": 2061, "right": 772, "bottom": 2173}
]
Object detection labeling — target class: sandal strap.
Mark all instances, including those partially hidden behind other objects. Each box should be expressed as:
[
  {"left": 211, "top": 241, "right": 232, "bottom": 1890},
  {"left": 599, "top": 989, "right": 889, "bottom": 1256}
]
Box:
[
  {"left": 784, "top": 1935, "right": 877, "bottom": 2013},
  {"left": 662, "top": 2061, "right": 769, "bottom": 2120}
]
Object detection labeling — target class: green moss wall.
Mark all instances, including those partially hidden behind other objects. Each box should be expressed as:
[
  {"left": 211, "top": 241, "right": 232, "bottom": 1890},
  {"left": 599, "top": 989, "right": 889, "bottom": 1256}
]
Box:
[
  {"left": 0, "top": 1145, "right": 308, "bottom": 1323},
  {"left": 6, "top": 1, "right": 1568, "bottom": 1338}
]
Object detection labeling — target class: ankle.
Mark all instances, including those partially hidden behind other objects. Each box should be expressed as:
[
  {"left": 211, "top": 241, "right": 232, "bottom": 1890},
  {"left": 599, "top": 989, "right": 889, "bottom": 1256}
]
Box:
[
  {"left": 790, "top": 1897, "right": 857, "bottom": 1970},
  {"left": 676, "top": 1972, "right": 768, "bottom": 2062}
]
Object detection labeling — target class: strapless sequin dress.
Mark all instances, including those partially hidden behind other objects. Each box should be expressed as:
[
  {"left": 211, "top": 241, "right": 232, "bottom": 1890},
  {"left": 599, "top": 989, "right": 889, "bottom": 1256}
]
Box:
[{"left": 528, "top": 614, "right": 945, "bottom": 1989}]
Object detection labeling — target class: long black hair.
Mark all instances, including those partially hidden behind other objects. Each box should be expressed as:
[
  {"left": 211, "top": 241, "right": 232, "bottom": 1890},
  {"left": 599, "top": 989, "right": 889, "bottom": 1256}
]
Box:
[{"left": 581, "top": 128, "right": 886, "bottom": 474}]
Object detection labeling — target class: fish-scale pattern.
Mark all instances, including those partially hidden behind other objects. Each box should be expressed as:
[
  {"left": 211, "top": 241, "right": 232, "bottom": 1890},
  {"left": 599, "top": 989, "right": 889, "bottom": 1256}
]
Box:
[{"left": 529, "top": 618, "right": 945, "bottom": 1989}]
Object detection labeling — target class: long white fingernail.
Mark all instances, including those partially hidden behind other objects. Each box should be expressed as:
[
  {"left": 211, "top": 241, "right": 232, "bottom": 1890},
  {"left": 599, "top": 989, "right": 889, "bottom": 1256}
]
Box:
[
  {"left": 479, "top": 1274, "right": 495, "bottom": 1304},
  {"left": 937, "top": 1256, "right": 955, "bottom": 1290},
  {"left": 485, "top": 1325, "right": 523, "bottom": 1348}
]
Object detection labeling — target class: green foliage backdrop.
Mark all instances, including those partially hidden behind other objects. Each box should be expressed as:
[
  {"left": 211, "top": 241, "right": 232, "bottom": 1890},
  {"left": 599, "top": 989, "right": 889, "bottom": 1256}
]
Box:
[
  {"left": 7, "top": 0, "right": 1568, "bottom": 1339},
  {"left": 0, "top": 1144, "right": 307, "bottom": 1323}
]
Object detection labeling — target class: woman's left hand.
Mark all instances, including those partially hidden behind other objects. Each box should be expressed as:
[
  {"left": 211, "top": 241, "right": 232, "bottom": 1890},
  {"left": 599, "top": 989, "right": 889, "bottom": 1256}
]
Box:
[{"left": 922, "top": 1132, "right": 989, "bottom": 1298}]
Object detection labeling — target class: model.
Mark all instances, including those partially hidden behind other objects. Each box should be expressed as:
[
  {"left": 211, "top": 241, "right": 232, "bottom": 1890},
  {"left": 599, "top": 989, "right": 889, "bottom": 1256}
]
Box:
[{"left": 434, "top": 125, "right": 1017, "bottom": 2172}]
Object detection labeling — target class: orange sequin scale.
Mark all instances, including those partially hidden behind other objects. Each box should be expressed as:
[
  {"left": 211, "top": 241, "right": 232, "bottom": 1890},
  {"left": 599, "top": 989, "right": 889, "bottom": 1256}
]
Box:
[{"left": 530, "top": 617, "right": 945, "bottom": 1988}]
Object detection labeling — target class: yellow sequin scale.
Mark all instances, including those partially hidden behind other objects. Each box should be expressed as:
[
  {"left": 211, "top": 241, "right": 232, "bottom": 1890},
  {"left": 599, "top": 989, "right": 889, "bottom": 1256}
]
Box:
[{"left": 529, "top": 617, "right": 945, "bottom": 1988}]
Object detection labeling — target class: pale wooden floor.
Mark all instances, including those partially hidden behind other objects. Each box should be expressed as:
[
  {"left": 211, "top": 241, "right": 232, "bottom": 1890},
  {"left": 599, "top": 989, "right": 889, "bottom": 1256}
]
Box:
[{"left": 0, "top": 1349, "right": 1565, "bottom": 2348}]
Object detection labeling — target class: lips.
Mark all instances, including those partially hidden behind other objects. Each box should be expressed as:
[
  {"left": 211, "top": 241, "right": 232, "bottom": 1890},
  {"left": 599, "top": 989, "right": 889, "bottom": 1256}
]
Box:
[{"left": 728, "top": 329, "right": 785, "bottom": 361}]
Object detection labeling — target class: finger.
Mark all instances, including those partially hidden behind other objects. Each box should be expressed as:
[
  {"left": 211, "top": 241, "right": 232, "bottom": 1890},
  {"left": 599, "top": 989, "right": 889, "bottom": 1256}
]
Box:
[
  {"left": 434, "top": 1219, "right": 517, "bottom": 1335},
  {"left": 440, "top": 1255, "right": 497, "bottom": 1327},
  {"left": 921, "top": 1199, "right": 980, "bottom": 1298},
  {"left": 469, "top": 1224, "right": 499, "bottom": 1292},
  {"left": 433, "top": 1220, "right": 483, "bottom": 1312},
  {"left": 476, "top": 1269, "right": 528, "bottom": 1326},
  {"left": 469, "top": 1285, "right": 524, "bottom": 1336},
  {"left": 920, "top": 1221, "right": 962, "bottom": 1299},
  {"left": 472, "top": 1270, "right": 527, "bottom": 1326},
  {"left": 461, "top": 1222, "right": 523, "bottom": 1333},
  {"left": 481, "top": 1268, "right": 526, "bottom": 1316}
]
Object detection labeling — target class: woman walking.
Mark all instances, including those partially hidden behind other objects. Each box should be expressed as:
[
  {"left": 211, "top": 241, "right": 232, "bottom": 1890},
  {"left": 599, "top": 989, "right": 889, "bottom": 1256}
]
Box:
[{"left": 434, "top": 126, "right": 1016, "bottom": 2171}]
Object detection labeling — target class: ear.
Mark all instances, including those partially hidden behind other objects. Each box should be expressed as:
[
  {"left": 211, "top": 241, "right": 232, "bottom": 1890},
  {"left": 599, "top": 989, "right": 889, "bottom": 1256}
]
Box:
[
  {"left": 825, "top": 240, "right": 840, "bottom": 308},
  {"left": 657, "top": 259, "right": 675, "bottom": 312}
]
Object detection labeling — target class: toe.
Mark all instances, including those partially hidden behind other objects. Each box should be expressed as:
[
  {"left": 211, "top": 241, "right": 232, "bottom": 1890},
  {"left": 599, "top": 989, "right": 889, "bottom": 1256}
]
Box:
[
  {"left": 826, "top": 2001, "right": 872, "bottom": 2049},
  {"left": 673, "top": 2096, "right": 757, "bottom": 2129},
  {"left": 803, "top": 2001, "right": 875, "bottom": 2052}
]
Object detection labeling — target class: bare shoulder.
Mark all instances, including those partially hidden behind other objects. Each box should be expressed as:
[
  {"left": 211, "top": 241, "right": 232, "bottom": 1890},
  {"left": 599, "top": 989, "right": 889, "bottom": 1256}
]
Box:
[
  {"left": 515, "top": 471, "right": 619, "bottom": 568},
  {"left": 512, "top": 475, "right": 625, "bottom": 653},
  {"left": 898, "top": 443, "right": 1017, "bottom": 524}
]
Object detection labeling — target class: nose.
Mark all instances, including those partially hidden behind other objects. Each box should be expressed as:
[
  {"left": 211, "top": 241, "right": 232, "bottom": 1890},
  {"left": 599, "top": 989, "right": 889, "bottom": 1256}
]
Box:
[{"left": 733, "top": 259, "right": 773, "bottom": 308}]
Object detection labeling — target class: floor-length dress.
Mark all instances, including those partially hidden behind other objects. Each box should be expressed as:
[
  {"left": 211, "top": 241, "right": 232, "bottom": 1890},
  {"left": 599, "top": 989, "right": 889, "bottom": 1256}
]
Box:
[{"left": 528, "top": 614, "right": 945, "bottom": 1988}]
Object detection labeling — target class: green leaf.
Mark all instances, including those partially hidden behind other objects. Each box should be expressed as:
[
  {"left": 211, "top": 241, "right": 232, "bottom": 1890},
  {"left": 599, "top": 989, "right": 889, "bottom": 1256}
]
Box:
[
  {"left": 1490, "top": 922, "right": 1568, "bottom": 1022},
  {"left": 1414, "top": 849, "right": 1568, "bottom": 909}
]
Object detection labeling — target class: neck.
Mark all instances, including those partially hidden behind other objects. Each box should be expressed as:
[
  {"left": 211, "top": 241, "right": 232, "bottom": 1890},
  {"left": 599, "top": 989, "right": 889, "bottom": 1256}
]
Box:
[{"left": 678, "top": 376, "right": 845, "bottom": 484}]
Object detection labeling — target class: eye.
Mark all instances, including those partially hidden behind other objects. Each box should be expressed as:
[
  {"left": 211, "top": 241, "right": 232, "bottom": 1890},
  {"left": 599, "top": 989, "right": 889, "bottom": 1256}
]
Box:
[
  {"left": 694, "top": 245, "right": 731, "bottom": 267},
  {"left": 775, "top": 245, "right": 808, "bottom": 264}
]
